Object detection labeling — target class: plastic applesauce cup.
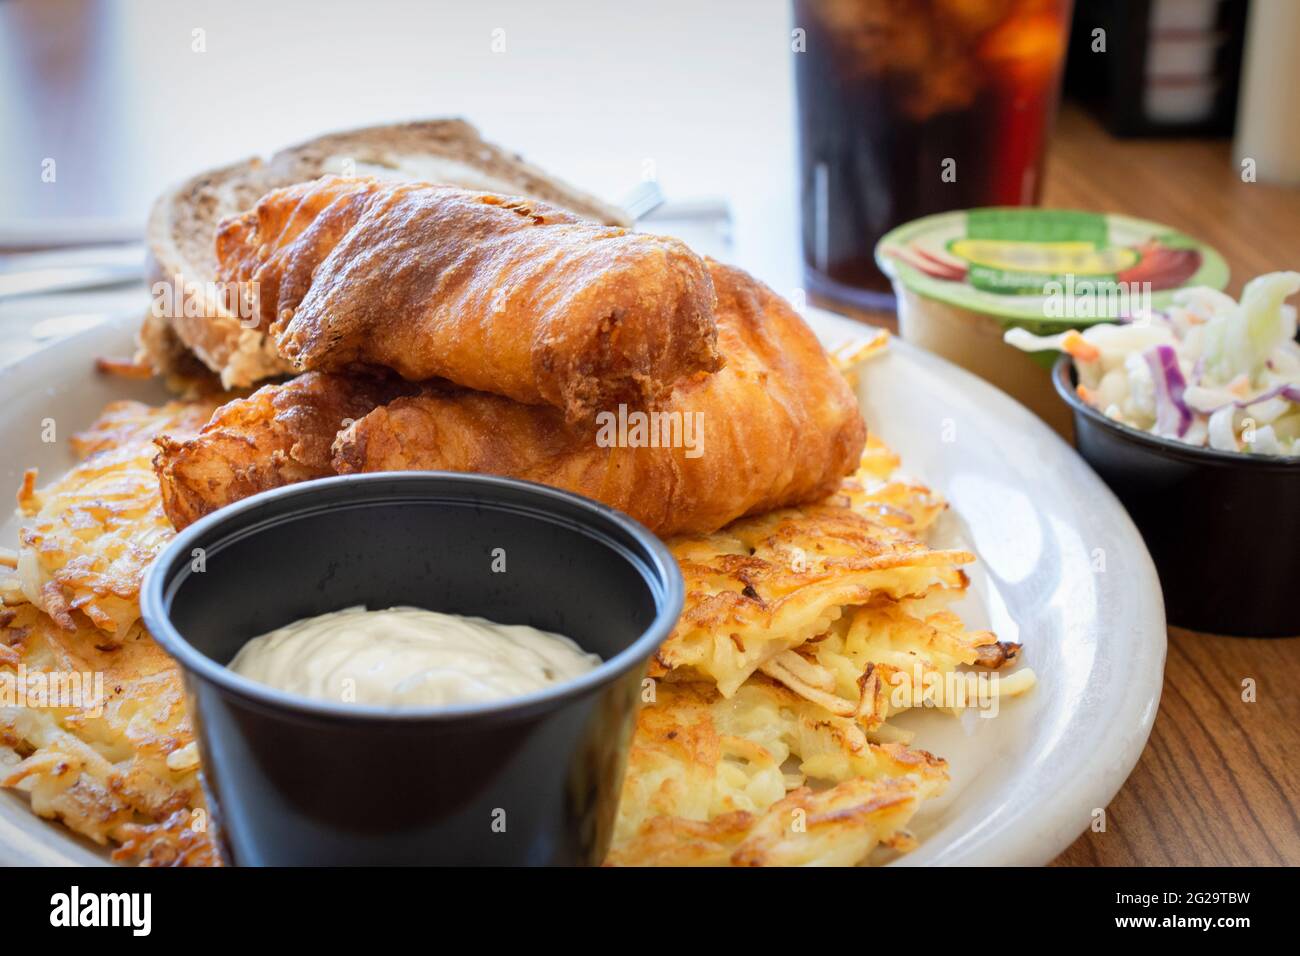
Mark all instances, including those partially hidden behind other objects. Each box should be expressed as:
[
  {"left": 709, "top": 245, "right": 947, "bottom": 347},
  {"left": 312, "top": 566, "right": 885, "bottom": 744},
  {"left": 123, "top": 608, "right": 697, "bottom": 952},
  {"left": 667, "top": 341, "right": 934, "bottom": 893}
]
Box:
[{"left": 875, "top": 208, "right": 1227, "bottom": 438}]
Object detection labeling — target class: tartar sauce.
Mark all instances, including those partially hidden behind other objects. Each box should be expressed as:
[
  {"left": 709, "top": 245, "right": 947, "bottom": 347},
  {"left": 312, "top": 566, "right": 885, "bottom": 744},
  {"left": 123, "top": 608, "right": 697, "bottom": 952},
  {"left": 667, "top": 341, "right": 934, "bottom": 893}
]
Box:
[{"left": 228, "top": 606, "right": 600, "bottom": 707}]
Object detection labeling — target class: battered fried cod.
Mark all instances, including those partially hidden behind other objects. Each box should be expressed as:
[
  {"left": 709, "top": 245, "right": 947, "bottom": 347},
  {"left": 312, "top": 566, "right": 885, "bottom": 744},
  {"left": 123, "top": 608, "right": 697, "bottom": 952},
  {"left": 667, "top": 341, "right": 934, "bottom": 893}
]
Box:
[
  {"left": 15, "top": 399, "right": 219, "bottom": 634},
  {"left": 332, "top": 262, "right": 867, "bottom": 536},
  {"left": 154, "top": 371, "right": 416, "bottom": 530},
  {"left": 605, "top": 680, "right": 947, "bottom": 866},
  {"left": 153, "top": 262, "right": 865, "bottom": 537},
  {"left": 216, "top": 176, "right": 722, "bottom": 422}
]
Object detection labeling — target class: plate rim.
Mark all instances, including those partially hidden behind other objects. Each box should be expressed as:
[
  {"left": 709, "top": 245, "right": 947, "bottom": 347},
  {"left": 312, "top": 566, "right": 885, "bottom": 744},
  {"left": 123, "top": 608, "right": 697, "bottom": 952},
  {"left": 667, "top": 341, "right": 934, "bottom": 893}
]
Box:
[
  {"left": 809, "top": 305, "right": 1166, "bottom": 866},
  {"left": 0, "top": 309, "right": 1166, "bottom": 867}
]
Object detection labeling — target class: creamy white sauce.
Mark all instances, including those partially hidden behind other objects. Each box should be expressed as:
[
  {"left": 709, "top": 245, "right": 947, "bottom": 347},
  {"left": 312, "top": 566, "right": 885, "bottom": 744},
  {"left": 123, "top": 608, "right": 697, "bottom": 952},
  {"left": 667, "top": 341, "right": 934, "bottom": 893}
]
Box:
[{"left": 229, "top": 606, "right": 600, "bottom": 707}]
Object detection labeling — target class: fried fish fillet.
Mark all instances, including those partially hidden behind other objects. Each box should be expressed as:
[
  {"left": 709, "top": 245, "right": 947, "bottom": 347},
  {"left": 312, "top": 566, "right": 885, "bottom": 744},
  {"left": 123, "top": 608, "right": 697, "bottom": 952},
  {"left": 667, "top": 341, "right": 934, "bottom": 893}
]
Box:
[
  {"left": 15, "top": 399, "right": 219, "bottom": 634},
  {"left": 215, "top": 176, "right": 722, "bottom": 421},
  {"left": 154, "top": 370, "right": 415, "bottom": 530},
  {"left": 332, "top": 262, "right": 867, "bottom": 536},
  {"left": 605, "top": 680, "right": 948, "bottom": 866}
]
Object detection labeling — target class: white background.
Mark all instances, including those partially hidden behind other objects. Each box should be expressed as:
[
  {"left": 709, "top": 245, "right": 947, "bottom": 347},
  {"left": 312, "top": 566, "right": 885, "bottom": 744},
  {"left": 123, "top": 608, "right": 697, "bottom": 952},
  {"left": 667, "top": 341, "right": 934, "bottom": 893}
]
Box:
[{"left": 0, "top": 0, "right": 803, "bottom": 292}]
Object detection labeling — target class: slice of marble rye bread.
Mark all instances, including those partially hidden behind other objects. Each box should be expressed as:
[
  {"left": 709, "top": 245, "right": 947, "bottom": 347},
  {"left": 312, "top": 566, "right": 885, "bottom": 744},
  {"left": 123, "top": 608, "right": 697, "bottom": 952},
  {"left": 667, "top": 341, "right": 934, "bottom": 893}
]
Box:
[{"left": 138, "top": 119, "right": 630, "bottom": 390}]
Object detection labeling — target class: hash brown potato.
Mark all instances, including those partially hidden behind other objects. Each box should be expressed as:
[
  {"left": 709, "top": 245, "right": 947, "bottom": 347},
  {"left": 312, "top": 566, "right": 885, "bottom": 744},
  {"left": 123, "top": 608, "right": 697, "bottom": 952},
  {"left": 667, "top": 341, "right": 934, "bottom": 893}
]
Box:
[
  {"left": 14, "top": 399, "right": 218, "bottom": 635},
  {"left": 656, "top": 444, "right": 975, "bottom": 696},
  {"left": 760, "top": 598, "right": 1031, "bottom": 727},
  {"left": 606, "top": 679, "right": 947, "bottom": 866},
  {"left": 0, "top": 603, "right": 217, "bottom": 865},
  {"left": 610, "top": 429, "right": 1035, "bottom": 865},
  {"left": 3, "top": 399, "right": 221, "bottom": 865}
]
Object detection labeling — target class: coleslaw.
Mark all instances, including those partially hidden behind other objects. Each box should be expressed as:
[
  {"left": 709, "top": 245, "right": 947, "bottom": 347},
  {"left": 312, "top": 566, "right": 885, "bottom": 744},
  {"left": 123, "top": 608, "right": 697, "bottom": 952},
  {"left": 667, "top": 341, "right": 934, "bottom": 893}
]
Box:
[{"left": 1005, "top": 272, "right": 1300, "bottom": 455}]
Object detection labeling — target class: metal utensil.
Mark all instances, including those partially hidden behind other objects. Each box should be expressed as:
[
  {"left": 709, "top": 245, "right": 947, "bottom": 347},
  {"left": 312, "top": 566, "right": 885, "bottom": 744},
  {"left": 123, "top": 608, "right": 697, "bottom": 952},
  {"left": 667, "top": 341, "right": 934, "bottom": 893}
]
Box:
[
  {"left": 29, "top": 312, "right": 111, "bottom": 340},
  {"left": 0, "top": 244, "right": 144, "bottom": 300},
  {"left": 621, "top": 180, "right": 667, "bottom": 221},
  {"left": 0, "top": 264, "right": 143, "bottom": 299}
]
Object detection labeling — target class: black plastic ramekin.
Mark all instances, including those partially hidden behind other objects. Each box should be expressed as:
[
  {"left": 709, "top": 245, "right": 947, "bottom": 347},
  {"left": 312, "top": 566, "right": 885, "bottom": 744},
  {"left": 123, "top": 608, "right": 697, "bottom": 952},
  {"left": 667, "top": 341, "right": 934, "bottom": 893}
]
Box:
[
  {"left": 1054, "top": 356, "right": 1300, "bottom": 637},
  {"left": 140, "top": 472, "right": 684, "bottom": 865}
]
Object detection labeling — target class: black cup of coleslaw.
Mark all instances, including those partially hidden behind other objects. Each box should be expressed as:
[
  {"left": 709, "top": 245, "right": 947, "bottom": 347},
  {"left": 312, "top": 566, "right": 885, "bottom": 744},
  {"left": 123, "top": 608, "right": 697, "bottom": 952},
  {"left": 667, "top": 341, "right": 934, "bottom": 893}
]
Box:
[{"left": 1055, "top": 356, "right": 1300, "bottom": 637}]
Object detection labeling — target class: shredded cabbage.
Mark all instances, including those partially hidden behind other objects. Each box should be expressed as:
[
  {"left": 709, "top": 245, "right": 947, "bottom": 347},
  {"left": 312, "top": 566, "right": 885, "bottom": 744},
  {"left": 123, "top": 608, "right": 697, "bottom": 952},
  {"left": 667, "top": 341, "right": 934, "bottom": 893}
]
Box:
[
  {"left": 1005, "top": 272, "right": 1300, "bottom": 455},
  {"left": 1201, "top": 272, "right": 1300, "bottom": 385}
]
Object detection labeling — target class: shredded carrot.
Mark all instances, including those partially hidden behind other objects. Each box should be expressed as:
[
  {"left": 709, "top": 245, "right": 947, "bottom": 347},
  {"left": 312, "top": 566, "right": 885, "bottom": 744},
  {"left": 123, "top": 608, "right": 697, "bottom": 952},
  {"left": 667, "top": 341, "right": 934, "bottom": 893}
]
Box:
[
  {"left": 1077, "top": 384, "right": 1097, "bottom": 405},
  {"left": 1062, "top": 330, "right": 1100, "bottom": 362},
  {"left": 95, "top": 355, "right": 154, "bottom": 379}
]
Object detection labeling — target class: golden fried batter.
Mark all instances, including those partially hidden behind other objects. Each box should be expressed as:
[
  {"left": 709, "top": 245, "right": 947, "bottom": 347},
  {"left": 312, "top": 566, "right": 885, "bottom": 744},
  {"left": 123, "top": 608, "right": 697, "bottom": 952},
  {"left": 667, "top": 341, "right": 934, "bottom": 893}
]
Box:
[
  {"left": 154, "top": 371, "right": 416, "bottom": 530},
  {"left": 332, "top": 262, "right": 867, "bottom": 536},
  {"left": 215, "top": 176, "right": 722, "bottom": 421}
]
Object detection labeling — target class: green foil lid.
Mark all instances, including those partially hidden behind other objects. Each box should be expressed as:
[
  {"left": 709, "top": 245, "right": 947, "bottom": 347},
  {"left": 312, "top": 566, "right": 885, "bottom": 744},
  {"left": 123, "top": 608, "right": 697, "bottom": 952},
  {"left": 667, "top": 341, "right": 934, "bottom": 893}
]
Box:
[{"left": 875, "top": 208, "right": 1229, "bottom": 333}]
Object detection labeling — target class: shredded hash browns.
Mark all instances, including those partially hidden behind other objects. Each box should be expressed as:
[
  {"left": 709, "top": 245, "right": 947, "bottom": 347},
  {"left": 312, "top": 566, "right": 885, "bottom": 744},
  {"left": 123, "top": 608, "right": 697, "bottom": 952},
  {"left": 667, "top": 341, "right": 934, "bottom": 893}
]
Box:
[
  {"left": 611, "top": 430, "right": 1037, "bottom": 866},
  {"left": 655, "top": 437, "right": 973, "bottom": 696},
  {"left": 15, "top": 399, "right": 217, "bottom": 635},
  {"left": 2, "top": 339, "right": 1033, "bottom": 866},
  {"left": 3, "top": 399, "right": 220, "bottom": 865},
  {"left": 606, "top": 679, "right": 947, "bottom": 866}
]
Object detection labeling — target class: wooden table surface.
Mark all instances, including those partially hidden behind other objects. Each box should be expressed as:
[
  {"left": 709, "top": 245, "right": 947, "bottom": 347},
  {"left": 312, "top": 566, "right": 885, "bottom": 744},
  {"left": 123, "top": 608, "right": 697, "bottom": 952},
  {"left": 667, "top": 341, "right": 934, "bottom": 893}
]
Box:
[
  {"left": 835, "top": 105, "right": 1300, "bottom": 866},
  {"left": 1045, "top": 104, "right": 1300, "bottom": 868},
  {"left": 1043, "top": 107, "right": 1300, "bottom": 867}
]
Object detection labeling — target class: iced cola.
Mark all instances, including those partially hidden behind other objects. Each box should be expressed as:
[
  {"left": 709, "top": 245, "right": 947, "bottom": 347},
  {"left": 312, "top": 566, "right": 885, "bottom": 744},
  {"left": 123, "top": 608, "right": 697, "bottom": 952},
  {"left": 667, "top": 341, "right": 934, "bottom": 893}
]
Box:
[{"left": 795, "top": 0, "right": 1073, "bottom": 308}]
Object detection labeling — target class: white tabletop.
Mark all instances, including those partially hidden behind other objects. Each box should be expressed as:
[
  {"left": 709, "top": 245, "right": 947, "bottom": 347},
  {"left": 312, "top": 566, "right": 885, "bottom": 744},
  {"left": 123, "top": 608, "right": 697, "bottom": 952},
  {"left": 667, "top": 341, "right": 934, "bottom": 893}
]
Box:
[{"left": 0, "top": 0, "right": 802, "bottom": 296}]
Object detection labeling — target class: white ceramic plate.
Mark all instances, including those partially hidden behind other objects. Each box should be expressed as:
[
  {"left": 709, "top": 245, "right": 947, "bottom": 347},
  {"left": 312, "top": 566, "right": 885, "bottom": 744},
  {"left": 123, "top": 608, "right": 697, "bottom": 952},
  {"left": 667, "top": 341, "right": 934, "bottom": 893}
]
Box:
[{"left": 0, "top": 308, "right": 1166, "bottom": 866}]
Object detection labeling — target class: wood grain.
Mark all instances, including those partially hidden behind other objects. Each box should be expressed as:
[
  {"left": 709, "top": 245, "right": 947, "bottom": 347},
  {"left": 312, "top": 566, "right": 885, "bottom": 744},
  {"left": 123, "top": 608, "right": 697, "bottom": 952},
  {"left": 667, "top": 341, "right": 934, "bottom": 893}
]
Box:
[
  {"left": 1043, "top": 106, "right": 1300, "bottom": 294},
  {"left": 825, "top": 105, "right": 1300, "bottom": 865},
  {"left": 1054, "top": 628, "right": 1300, "bottom": 866},
  {"left": 1043, "top": 107, "right": 1300, "bottom": 867}
]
